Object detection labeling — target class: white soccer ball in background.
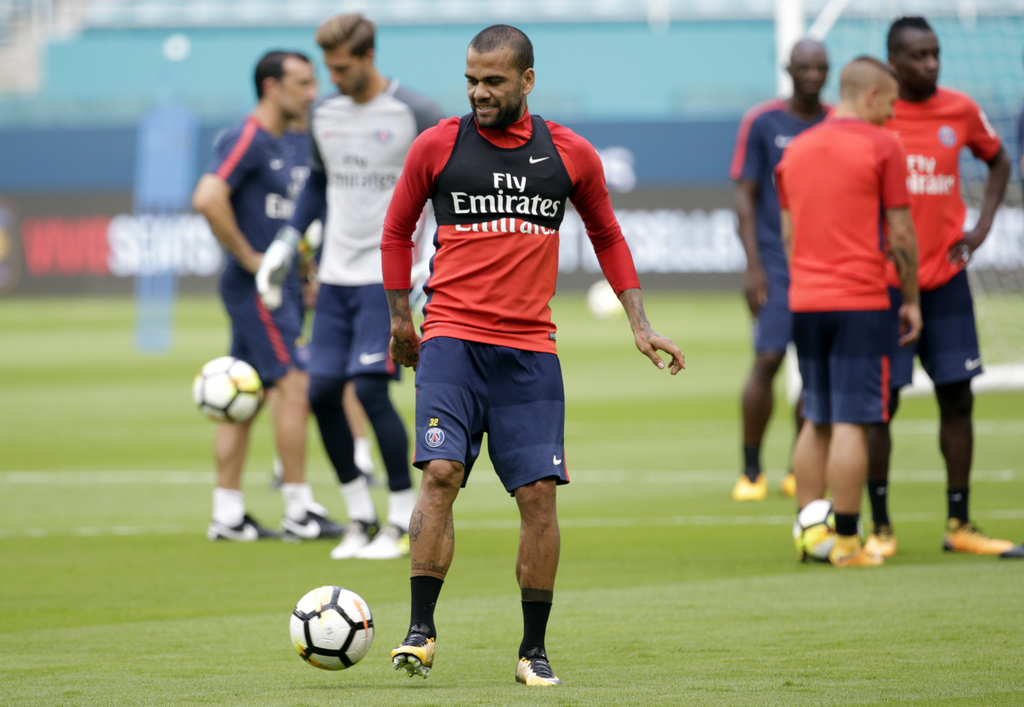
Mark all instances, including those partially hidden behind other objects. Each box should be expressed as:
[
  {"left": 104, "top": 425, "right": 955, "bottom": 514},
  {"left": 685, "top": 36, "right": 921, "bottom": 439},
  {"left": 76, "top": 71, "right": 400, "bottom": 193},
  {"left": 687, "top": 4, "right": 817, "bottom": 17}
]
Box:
[
  {"left": 586, "top": 279, "right": 623, "bottom": 320},
  {"left": 192, "top": 356, "right": 263, "bottom": 423},
  {"left": 290, "top": 586, "right": 374, "bottom": 671},
  {"left": 793, "top": 498, "right": 836, "bottom": 562}
]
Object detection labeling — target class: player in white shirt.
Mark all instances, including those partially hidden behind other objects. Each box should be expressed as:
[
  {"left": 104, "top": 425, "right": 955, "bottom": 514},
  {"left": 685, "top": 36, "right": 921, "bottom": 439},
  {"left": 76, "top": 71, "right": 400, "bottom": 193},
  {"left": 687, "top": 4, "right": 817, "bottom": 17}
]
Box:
[{"left": 258, "top": 13, "right": 445, "bottom": 560}]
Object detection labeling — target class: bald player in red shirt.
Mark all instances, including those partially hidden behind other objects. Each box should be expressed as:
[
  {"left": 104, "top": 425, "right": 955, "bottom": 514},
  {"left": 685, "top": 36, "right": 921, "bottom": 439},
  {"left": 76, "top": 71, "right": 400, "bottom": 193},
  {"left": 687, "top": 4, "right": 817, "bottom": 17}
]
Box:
[
  {"left": 380, "top": 25, "right": 684, "bottom": 685},
  {"left": 776, "top": 56, "right": 922, "bottom": 568},
  {"left": 863, "top": 16, "right": 1013, "bottom": 559}
]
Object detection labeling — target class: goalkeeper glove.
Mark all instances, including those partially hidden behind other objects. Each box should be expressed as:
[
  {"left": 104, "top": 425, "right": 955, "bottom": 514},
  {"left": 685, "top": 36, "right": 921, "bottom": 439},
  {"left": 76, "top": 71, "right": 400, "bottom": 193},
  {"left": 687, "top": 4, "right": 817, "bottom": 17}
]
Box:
[{"left": 256, "top": 226, "right": 301, "bottom": 311}]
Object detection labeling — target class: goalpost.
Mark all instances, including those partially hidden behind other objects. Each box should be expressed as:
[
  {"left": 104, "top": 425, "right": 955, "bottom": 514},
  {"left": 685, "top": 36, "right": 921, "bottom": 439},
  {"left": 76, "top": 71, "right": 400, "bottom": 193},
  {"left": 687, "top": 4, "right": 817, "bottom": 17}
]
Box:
[{"left": 778, "top": 0, "right": 1024, "bottom": 402}]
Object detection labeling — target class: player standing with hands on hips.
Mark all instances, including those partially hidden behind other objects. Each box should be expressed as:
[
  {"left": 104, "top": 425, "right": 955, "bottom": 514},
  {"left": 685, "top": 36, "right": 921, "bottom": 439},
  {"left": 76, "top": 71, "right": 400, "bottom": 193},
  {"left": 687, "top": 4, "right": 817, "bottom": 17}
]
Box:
[
  {"left": 258, "top": 14, "right": 446, "bottom": 560},
  {"left": 192, "top": 52, "right": 345, "bottom": 541},
  {"left": 381, "top": 25, "right": 684, "bottom": 685},
  {"left": 862, "top": 16, "right": 1013, "bottom": 558},
  {"left": 777, "top": 56, "right": 922, "bottom": 567}
]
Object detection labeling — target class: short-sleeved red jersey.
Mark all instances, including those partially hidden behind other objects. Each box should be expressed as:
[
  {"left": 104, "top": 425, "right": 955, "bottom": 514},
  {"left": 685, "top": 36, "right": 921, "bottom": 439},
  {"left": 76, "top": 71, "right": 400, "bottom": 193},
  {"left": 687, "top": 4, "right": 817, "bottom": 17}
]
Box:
[
  {"left": 885, "top": 87, "right": 1002, "bottom": 291},
  {"left": 381, "top": 110, "right": 639, "bottom": 354},
  {"left": 776, "top": 118, "right": 910, "bottom": 313}
]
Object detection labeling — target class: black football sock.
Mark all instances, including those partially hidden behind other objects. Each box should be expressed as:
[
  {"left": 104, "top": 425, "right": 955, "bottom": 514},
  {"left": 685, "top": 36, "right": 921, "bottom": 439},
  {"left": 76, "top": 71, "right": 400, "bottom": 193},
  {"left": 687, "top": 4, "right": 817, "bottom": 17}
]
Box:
[
  {"left": 867, "top": 481, "right": 890, "bottom": 527},
  {"left": 352, "top": 375, "right": 411, "bottom": 492},
  {"left": 409, "top": 576, "right": 443, "bottom": 638},
  {"left": 308, "top": 375, "right": 361, "bottom": 484},
  {"left": 834, "top": 513, "right": 859, "bottom": 538},
  {"left": 947, "top": 487, "right": 969, "bottom": 524},
  {"left": 519, "top": 588, "right": 553, "bottom": 658},
  {"left": 743, "top": 445, "right": 761, "bottom": 482}
]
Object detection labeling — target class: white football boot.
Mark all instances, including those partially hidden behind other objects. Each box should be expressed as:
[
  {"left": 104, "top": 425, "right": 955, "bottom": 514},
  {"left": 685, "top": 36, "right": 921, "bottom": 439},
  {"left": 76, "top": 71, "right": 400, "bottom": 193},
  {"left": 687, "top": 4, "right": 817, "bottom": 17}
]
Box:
[
  {"left": 207, "top": 514, "right": 280, "bottom": 541},
  {"left": 329, "top": 520, "right": 377, "bottom": 559},
  {"left": 354, "top": 524, "right": 410, "bottom": 560}
]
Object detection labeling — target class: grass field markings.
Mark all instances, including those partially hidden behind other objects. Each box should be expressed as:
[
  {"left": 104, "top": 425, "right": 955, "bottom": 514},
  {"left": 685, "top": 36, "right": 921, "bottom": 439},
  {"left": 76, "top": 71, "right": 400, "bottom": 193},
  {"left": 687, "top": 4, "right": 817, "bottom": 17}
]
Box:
[
  {"left": 563, "top": 419, "right": 1024, "bottom": 435},
  {"left": 3, "top": 509, "right": 1021, "bottom": 539}
]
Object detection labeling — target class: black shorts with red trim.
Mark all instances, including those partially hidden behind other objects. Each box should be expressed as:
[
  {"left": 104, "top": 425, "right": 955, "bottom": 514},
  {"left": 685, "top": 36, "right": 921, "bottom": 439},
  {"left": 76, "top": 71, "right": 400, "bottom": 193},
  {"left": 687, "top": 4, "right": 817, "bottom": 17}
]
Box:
[
  {"left": 793, "top": 309, "right": 897, "bottom": 425},
  {"left": 221, "top": 287, "right": 305, "bottom": 387}
]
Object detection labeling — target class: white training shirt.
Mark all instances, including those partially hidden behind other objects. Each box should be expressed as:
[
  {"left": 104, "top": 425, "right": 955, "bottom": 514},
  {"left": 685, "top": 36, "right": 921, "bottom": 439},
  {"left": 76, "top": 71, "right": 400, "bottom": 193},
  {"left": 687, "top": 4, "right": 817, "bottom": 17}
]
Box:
[{"left": 310, "top": 80, "right": 446, "bottom": 286}]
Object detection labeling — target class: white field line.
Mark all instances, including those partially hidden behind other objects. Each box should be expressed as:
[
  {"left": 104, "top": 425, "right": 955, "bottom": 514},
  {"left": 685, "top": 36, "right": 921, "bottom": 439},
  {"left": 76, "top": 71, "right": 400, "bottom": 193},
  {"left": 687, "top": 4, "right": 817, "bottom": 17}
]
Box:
[
  {"left": 0, "top": 469, "right": 1018, "bottom": 485},
  {"left": 2, "top": 509, "right": 1023, "bottom": 540}
]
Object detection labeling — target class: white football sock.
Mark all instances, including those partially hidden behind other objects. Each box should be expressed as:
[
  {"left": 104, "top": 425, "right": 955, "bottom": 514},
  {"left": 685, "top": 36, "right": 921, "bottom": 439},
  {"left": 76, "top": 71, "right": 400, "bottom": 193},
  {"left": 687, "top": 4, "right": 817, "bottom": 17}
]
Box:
[
  {"left": 353, "top": 437, "right": 375, "bottom": 474},
  {"left": 387, "top": 488, "right": 416, "bottom": 530},
  {"left": 213, "top": 488, "right": 245, "bottom": 527},
  {"left": 340, "top": 476, "right": 377, "bottom": 524},
  {"left": 281, "top": 483, "right": 314, "bottom": 522}
]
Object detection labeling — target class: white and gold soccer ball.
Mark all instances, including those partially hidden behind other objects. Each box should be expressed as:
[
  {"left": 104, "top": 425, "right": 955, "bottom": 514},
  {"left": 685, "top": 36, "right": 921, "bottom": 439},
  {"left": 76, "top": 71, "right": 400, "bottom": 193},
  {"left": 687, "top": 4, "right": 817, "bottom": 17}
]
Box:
[
  {"left": 586, "top": 279, "right": 623, "bottom": 320},
  {"left": 793, "top": 498, "right": 836, "bottom": 562},
  {"left": 289, "top": 586, "right": 374, "bottom": 671},
  {"left": 192, "top": 356, "right": 263, "bottom": 424}
]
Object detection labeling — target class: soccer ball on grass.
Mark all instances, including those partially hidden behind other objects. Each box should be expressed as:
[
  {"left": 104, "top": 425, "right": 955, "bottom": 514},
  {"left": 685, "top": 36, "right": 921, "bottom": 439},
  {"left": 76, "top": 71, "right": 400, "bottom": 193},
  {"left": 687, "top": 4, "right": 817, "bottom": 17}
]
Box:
[
  {"left": 793, "top": 498, "right": 836, "bottom": 562},
  {"left": 192, "top": 356, "right": 263, "bottom": 423},
  {"left": 289, "top": 586, "right": 374, "bottom": 670}
]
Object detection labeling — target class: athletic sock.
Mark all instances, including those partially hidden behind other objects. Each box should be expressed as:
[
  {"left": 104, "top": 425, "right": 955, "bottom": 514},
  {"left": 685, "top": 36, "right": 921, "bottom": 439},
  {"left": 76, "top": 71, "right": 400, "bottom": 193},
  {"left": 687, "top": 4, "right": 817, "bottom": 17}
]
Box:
[
  {"left": 213, "top": 488, "right": 245, "bottom": 527},
  {"left": 409, "top": 576, "right": 444, "bottom": 638},
  {"left": 308, "top": 375, "right": 361, "bottom": 484},
  {"left": 387, "top": 488, "right": 416, "bottom": 530},
  {"left": 353, "top": 436, "right": 375, "bottom": 474},
  {"left": 947, "top": 487, "right": 969, "bottom": 524},
  {"left": 743, "top": 445, "right": 761, "bottom": 482},
  {"left": 519, "top": 589, "right": 553, "bottom": 658},
  {"left": 281, "top": 482, "right": 314, "bottom": 522},
  {"left": 834, "top": 513, "right": 860, "bottom": 538},
  {"left": 353, "top": 376, "right": 412, "bottom": 491},
  {"left": 340, "top": 476, "right": 377, "bottom": 525},
  {"left": 867, "top": 481, "right": 890, "bottom": 527}
]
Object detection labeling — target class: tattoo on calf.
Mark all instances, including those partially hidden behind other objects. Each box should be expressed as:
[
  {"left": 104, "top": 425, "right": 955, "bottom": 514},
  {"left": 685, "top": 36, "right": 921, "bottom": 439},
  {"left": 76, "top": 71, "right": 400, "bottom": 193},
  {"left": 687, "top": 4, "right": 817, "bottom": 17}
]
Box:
[
  {"left": 443, "top": 514, "right": 454, "bottom": 540},
  {"left": 409, "top": 509, "right": 423, "bottom": 542}
]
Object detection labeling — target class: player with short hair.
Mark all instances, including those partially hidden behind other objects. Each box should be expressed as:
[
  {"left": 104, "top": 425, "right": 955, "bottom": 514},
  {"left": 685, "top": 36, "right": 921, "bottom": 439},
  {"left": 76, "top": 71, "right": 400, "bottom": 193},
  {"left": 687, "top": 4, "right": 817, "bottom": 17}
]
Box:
[
  {"left": 257, "top": 14, "right": 447, "bottom": 560},
  {"left": 193, "top": 51, "right": 344, "bottom": 541},
  {"left": 777, "top": 56, "right": 922, "bottom": 568},
  {"left": 863, "top": 16, "right": 1013, "bottom": 557},
  {"left": 730, "top": 39, "right": 830, "bottom": 502},
  {"left": 381, "top": 24, "right": 684, "bottom": 684}
]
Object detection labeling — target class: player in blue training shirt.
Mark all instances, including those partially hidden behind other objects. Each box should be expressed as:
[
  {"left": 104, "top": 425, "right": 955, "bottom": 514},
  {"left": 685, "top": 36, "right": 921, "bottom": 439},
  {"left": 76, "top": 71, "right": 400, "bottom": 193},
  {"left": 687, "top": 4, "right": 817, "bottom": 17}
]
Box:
[
  {"left": 729, "top": 39, "right": 829, "bottom": 502},
  {"left": 192, "top": 51, "right": 344, "bottom": 542}
]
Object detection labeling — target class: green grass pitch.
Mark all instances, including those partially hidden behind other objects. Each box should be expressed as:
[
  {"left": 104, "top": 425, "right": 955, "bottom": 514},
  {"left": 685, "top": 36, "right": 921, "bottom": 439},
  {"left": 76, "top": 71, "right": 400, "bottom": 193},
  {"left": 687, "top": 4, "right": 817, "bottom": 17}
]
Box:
[{"left": 1, "top": 293, "right": 1022, "bottom": 706}]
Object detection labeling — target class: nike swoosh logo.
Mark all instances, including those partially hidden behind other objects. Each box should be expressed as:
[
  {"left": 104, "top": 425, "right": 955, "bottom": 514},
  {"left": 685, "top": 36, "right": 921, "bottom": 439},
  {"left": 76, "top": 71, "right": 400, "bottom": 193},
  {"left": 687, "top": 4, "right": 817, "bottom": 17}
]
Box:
[
  {"left": 965, "top": 357, "right": 982, "bottom": 371},
  {"left": 553, "top": 455, "right": 562, "bottom": 465},
  {"left": 529, "top": 156, "right": 550, "bottom": 164},
  {"left": 359, "top": 352, "right": 387, "bottom": 365}
]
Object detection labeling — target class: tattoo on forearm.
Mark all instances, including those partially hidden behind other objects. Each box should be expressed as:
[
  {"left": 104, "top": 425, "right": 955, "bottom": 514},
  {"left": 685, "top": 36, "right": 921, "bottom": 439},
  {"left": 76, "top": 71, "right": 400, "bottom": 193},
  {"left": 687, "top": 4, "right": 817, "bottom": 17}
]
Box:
[
  {"left": 409, "top": 509, "right": 423, "bottom": 542},
  {"left": 443, "top": 514, "right": 454, "bottom": 540},
  {"left": 618, "top": 288, "right": 648, "bottom": 329},
  {"left": 386, "top": 288, "right": 412, "bottom": 321},
  {"left": 891, "top": 244, "right": 919, "bottom": 303}
]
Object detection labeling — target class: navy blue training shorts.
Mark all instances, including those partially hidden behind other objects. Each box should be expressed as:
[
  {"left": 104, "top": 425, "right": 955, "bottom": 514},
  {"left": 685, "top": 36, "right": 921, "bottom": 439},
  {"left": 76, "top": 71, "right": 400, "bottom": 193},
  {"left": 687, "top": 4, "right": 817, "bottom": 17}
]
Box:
[
  {"left": 413, "top": 337, "right": 568, "bottom": 494},
  {"left": 752, "top": 269, "right": 794, "bottom": 354},
  {"left": 888, "top": 270, "right": 981, "bottom": 389},
  {"left": 793, "top": 309, "right": 897, "bottom": 425},
  {"left": 222, "top": 290, "right": 305, "bottom": 387},
  {"left": 308, "top": 283, "right": 399, "bottom": 382}
]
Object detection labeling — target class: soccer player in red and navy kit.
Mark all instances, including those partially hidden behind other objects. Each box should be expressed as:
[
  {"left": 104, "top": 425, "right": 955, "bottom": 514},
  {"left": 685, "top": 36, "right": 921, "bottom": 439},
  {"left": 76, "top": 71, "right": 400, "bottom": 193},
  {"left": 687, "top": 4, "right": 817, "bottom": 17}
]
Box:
[
  {"left": 730, "top": 39, "right": 829, "bottom": 502},
  {"left": 777, "top": 56, "right": 922, "bottom": 568},
  {"left": 863, "top": 17, "right": 1013, "bottom": 557},
  {"left": 192, "top": 52, "right": 344, "bottom": 542},
  {"left": 381, "top": 26, "right": 684, "bottom": 685}
]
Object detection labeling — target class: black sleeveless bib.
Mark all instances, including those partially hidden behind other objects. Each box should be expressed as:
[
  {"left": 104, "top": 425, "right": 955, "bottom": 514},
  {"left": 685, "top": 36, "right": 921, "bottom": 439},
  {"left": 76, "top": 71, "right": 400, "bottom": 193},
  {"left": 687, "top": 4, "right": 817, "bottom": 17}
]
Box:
[{"left": 432, "top": 114, "right": 574, "bottom": 230}]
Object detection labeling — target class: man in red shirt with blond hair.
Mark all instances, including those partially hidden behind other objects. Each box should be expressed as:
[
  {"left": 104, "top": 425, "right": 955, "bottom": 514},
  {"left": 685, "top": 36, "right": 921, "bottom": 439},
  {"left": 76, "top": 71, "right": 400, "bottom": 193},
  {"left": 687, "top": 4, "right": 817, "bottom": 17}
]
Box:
[
  {"left": 379, "top": 25, "right": 684, "bottom": 685},
  {"left": 776, "top": 56, "right": 922, "bottom": 567}
]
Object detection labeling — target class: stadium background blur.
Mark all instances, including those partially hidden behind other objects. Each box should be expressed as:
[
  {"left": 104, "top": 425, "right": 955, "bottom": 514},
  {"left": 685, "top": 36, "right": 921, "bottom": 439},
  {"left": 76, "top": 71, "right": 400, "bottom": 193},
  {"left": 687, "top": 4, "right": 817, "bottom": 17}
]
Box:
[{"left": 2, "top": 2, "right": 1024, "bottom": 704}]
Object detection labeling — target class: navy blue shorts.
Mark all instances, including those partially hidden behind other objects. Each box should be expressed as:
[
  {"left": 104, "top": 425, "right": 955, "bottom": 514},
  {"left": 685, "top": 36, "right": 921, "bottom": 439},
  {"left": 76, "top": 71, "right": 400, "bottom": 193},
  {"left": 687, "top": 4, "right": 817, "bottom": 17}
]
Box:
[
  {"left": 222, "top": 290, "right": 305, "bottom": 387},
  {"left": 308, "top": 283, "right": 399, "bottom": 382},
  {"left": 753, "top": 270, "right": 793, "bottom": 354},
  {"left": 793, "top": 310, "right": 896, "bottom": 425},
  {"left": 888, "top": 270, "right": 981, "bottom": 389},
  {"left": 413, "top": 337, "right": 568, "bottom": 494}
]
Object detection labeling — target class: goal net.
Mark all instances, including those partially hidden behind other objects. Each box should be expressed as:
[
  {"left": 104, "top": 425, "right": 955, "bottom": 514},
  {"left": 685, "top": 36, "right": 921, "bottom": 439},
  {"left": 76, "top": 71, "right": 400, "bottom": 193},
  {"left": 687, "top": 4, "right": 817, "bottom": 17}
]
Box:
[{"left": 785, "top": 3, "right": 1024, "bottom": 398}]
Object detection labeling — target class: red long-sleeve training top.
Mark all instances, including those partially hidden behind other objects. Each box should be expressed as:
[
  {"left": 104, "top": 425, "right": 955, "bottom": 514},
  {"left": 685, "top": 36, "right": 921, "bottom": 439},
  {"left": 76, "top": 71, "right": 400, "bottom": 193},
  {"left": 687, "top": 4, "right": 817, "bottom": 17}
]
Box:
[{"left": 381, "top": 109, "right": 640, "bottom": 354}]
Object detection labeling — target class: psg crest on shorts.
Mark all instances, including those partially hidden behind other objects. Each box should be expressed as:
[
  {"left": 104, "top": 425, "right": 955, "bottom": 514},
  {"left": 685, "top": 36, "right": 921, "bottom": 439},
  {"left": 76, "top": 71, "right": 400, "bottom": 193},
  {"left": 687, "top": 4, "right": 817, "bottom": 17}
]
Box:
[
  {"left": 937, "top": 125, "right": 957, "bottom": 148},
  {"left": 425, "top": 427, "right": 445, "bottom": 448}
]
